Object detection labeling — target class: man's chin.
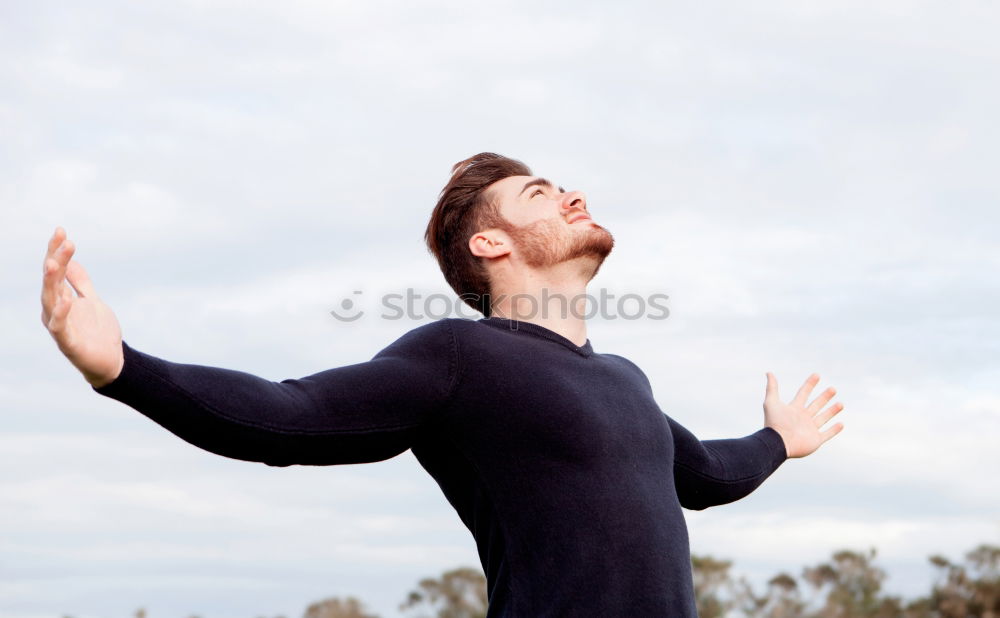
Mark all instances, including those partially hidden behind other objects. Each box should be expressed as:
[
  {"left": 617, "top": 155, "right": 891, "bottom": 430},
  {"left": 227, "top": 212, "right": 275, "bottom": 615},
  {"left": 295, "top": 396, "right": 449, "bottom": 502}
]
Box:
[
  {"left": 564, "top": 232, "right": 614, "bottom": 274},
  {"left": 585, "top": 227, "right": 615, "bottom": 258}
]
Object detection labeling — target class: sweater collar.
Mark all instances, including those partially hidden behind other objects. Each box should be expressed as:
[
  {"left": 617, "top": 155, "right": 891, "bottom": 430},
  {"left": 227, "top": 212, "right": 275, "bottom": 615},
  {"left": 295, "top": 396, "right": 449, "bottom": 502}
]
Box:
[{"left": 478, "top": 317, "right": 594, "bottom": 358}]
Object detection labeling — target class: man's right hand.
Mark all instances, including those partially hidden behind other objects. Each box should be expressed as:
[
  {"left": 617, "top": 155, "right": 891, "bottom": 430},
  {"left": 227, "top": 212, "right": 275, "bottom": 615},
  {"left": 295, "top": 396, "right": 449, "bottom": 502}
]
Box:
[{"left": 40, "top": 226, "right": 124, "bottom": 388}]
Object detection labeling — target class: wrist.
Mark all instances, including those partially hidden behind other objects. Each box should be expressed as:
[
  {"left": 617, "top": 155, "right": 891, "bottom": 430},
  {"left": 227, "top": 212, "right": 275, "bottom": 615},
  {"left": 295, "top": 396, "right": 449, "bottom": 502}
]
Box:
[
  {"left": 766, "top": 425, "right": 791, "bottom": 458},
  {"left": 86, "top": 353, "right": 124, "bottom": 389}
]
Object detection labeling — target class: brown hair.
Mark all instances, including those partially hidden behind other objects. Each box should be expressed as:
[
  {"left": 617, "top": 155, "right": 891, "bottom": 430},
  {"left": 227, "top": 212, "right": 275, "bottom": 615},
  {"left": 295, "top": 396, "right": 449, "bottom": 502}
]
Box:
[{"left": 424, "top": 152, "right": 531, "bottom": 317}]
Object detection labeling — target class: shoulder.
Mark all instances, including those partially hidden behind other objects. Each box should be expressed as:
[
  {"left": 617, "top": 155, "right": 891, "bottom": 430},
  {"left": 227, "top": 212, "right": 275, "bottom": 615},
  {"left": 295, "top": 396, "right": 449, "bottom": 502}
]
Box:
[
  {"left": 599, "top": 352, "right": 643, "bottom": 373},
  {"left": 600, "top": 352, "right": 652, "bottom": 388},
  {"left": 376, "top": 318, "right": 459, "bottom": 357},
  {"left": 368, "top": 319, "right": 464, "bottom": 399}
]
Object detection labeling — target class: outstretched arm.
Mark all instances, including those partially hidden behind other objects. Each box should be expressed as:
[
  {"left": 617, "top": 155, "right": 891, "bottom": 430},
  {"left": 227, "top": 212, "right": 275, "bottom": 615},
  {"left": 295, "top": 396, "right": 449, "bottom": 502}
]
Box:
[
  {"left": 40, "top": 226, "right": 457, "bottom": 467},
  {"left": 91, "top": 324, "right": 456, "bottom": 467},
  {"left": 671, "top": 372, "right": 845, "bottom": 510},
  {"left": 669, "top": 416, "right": 788, "bottom": 511}
]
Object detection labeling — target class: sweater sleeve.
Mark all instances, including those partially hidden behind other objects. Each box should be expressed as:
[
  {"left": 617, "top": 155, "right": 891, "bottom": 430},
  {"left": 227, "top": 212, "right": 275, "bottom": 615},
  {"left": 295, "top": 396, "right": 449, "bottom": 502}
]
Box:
[
  {"left": 667, "top": 415, "right": 788, "bottom": 511},
  {"left": 91, "top": 320, "right": 458, "bottom": 467}
]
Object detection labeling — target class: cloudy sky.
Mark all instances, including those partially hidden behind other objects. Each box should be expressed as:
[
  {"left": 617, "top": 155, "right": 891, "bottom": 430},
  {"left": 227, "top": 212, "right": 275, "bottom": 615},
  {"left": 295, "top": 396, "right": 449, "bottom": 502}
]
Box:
[{"left": 2, "top": 1, "right": 998, "bottom": 617}]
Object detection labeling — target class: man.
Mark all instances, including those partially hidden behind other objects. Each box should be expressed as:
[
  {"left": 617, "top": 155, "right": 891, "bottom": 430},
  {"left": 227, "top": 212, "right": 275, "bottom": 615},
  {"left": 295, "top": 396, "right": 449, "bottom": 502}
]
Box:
[{"left": 40, "top": 152, "right": 844, "bottom": 616}]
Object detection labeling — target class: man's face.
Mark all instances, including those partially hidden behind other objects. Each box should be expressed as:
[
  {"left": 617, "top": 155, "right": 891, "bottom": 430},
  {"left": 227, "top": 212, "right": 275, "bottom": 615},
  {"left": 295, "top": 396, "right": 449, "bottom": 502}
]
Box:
[{"left": 484, "top": 175, "right": 615, "bottom": 275}]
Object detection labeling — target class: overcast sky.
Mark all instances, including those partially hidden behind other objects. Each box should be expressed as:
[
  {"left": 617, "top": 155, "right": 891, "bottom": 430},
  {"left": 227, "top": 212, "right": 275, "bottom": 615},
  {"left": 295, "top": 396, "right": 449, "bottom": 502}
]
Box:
[{"left": 2, "top": 1, "right": 999, "bottom": 617}]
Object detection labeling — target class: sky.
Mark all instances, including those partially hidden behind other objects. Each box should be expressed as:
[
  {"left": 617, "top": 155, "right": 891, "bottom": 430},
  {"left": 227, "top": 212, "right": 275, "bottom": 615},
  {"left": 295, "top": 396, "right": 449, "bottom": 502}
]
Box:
[{"left": 2, "top": 1, "right": 999, "bottom": 617}]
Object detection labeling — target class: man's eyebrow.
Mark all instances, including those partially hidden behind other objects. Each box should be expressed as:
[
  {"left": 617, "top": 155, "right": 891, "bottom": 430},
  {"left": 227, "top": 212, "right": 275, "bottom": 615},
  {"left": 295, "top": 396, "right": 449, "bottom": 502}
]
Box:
[{"left": 519, "top": 177, "right": 566, "bottom": 196}]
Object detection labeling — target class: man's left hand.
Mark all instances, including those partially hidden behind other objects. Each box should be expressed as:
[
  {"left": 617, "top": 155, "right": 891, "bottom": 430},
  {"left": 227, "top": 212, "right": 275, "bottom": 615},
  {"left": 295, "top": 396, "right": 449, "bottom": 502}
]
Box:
[{"left": 764, "top": 372, "right": 844, "bottom": 458}]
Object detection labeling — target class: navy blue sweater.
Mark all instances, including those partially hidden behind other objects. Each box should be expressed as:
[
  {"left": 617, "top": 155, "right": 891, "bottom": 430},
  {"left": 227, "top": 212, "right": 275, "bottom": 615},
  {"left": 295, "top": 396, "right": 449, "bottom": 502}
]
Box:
[{"left": 92, "top": 316, "right": 788, "bottom": 616}]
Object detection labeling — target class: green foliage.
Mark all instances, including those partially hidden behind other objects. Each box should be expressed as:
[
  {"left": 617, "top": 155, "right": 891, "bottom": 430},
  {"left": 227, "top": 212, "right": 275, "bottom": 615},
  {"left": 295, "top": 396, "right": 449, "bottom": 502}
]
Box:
[
  {"left": 691, "top": 554, "right": 740, "bottom": 618},
  {"left": 76, "top": 542, "right": 1000, "bottom": 618},
  {"left": 398, "top": 566, "right": 488, "bottom": 618},
  {"left": 920, "top": 543, "right": 1000, "bottom": 618},
  {"left": 713, "top": 542, "right": 1000, "bottom": 618},
  {"left": 800, "top": 547, "right": 898, "bottom": 617},
  {"left": 302, "top": 596, "right": 378, "bottom": 618},
  {"left": 736, "top": 572, "right": 806, "bottom": 618}
]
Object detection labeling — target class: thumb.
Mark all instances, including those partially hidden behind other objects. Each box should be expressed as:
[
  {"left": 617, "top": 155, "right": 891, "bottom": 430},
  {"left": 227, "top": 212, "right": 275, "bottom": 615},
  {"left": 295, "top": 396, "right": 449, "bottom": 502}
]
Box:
[
  {"left": 65, "top": 260, "right": 98, "bottom": 298},
  {"left": 765, "top": 372, "right": 780, "bottom": 405}
]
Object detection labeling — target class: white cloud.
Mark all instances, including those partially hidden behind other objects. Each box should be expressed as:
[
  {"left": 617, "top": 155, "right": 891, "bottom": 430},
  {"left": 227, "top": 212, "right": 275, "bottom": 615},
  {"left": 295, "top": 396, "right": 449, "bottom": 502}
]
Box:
[{"left": 3, "top": 1, "right": 998, "bottom": 617}]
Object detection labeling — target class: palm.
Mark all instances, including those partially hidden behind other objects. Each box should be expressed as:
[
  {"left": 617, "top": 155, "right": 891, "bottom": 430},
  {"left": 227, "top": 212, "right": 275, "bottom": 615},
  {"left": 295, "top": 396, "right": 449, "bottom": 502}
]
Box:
[
  {"left": 57, "top": 288, "right": 122, "bottom": 379},
  {"left": 763, "top": 372, "right": 844, "bottom": 458},
  {"left": 41, "top": 228, "right": 124, "bottom": 387}
]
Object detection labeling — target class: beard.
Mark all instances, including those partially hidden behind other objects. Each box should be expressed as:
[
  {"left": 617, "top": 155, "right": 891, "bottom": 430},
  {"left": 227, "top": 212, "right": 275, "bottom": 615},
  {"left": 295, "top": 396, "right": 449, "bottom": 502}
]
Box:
[{"left": 500, "top": 217, "right": 615, "bottom": 280}]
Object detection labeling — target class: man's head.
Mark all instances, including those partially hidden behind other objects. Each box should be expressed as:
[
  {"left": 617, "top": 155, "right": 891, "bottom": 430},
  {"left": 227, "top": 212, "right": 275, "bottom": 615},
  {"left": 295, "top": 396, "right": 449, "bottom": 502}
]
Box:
[{"left": 425, "top": 152, "right": 614, "bottom": 317}]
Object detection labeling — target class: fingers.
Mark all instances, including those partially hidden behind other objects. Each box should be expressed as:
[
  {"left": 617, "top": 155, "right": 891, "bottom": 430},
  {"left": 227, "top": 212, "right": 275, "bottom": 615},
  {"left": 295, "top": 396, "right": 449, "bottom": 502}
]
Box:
[
  {"left": 42, "top": 256, "right": 67, "bottom": 307},
  {"left": 820, "top": 422, "right": 844, "bottom": 443},
  {"left": 792, "top": 373, "right": 820, "bottom": 407},
  {"left": 807, "top": 386, "right": 837, "bottom": 414},
  {"left": 814, "top": 400, "right": 845, "bottom": 428},
  {"left": 47, "top": 291, "right": 74, "bottom": 336},
  {"left": 41, "top": 231, "right": 77, "bottom": 322},
  {"left": 42, "top": 236, "right": 75, "bottom": 286},
  {"left": 65, "top": 260, "right": 97, "bottom": 298},
  {"left": 44, "top": 226, "right": 66, "bottom": 265}
]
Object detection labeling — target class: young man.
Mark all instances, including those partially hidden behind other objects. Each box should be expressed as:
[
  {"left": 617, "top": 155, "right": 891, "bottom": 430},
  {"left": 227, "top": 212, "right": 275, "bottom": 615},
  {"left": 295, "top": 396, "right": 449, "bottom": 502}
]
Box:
[{"left": 40, "top": 152, "right": 844, "bottom": 616}]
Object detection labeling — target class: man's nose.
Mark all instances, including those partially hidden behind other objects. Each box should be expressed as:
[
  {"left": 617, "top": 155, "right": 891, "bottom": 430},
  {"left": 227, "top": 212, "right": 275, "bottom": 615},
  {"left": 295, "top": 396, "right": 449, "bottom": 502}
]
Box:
[{"left": 560, "top": 190, "right": 587, "bottom": 213}]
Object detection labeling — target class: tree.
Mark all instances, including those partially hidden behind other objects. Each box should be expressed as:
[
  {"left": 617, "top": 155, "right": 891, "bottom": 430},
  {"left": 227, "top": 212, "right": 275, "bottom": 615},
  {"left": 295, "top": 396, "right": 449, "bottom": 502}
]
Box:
[
  {"left": 303, "top": 597, "right": 379, "bottom": 618},
  {"left": 691, "top": 554, "right": 739, "bottom": 618},
  {"left": 399, "top": 566, "right": 488, "bottom": 618},
  {"left": 737, "top": 572, "right": 807, "bottom": 618},
  {"left": 801, "top": 548, "right": 903, "bottom": 618},
  {"left": 915, "top": 544, "right": 1000, "bottom": 618}
]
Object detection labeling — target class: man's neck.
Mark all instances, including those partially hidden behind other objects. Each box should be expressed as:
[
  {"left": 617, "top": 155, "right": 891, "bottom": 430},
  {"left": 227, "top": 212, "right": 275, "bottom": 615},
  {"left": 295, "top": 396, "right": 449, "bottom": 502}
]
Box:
[{"left": 488, "top": 261, "right": 592, "bottom": 347}]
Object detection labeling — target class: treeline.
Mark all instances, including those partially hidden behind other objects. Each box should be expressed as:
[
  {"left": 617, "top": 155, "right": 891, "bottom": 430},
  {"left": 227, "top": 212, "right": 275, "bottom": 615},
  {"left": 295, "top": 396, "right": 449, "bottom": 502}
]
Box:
[
  {"left": 692, "top": 543, "right": 999, "bottom": 618},
  {"left": 74, "top": 542, "right": 998, "bottom": 618}
]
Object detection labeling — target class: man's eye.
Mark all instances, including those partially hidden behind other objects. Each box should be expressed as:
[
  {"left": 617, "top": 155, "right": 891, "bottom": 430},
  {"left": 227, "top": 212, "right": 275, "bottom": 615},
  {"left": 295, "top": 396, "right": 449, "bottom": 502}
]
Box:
[{"left": 531, "top": 189, "right": 544, "bottom": 198}]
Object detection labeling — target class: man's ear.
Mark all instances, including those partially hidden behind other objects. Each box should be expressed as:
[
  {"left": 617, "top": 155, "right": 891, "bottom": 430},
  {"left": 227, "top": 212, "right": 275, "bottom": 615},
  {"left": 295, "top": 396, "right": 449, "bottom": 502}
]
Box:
[{"left": 469, "top": 229, "right": 512, "bottom": 259}]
